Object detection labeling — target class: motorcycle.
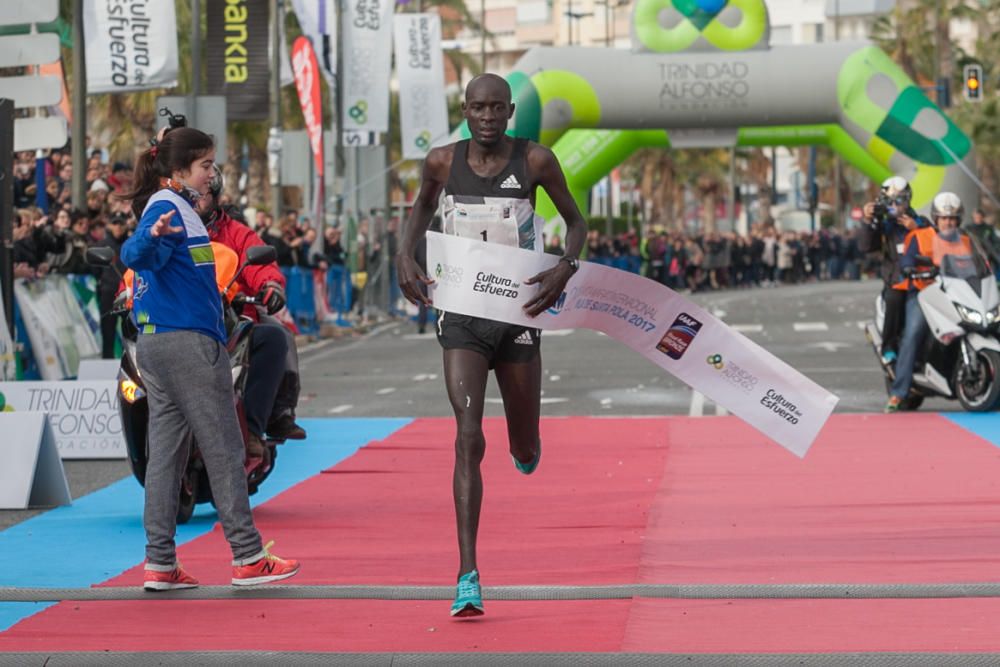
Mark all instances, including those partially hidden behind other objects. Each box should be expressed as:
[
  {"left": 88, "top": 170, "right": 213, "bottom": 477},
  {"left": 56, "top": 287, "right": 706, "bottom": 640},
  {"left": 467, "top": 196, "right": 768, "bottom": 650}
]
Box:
[
  {"left": 87, "top": 245, "right": 283, "bottom": 523},
  {"left": 865, "top": 236, "right": 1000, "bottom": 412}
]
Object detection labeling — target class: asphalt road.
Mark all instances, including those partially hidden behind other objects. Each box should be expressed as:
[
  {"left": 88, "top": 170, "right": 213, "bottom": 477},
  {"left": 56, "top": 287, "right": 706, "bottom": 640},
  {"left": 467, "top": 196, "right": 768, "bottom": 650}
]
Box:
[{"left": 1, "top": 277, "right": 941, "bottom": 530}]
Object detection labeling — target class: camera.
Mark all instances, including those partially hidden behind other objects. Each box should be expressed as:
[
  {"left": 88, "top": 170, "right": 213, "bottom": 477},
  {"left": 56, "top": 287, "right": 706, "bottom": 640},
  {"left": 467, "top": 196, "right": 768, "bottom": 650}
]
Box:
[
  {"left": 159, "top": 107, "right": 187, "bottom": 129},
  {"left": 872, "top": 194, "right": 902, "bottom": 220}
]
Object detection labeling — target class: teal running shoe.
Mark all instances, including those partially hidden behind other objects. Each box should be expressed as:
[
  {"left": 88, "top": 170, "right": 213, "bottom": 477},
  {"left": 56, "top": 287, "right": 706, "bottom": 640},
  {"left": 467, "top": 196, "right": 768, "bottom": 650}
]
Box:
[
  {"left": 512, "top": 442, "right": 541, "bottom": 475},
  {"left": 450, "top": 569, "right": 484, "bottom": 617}
]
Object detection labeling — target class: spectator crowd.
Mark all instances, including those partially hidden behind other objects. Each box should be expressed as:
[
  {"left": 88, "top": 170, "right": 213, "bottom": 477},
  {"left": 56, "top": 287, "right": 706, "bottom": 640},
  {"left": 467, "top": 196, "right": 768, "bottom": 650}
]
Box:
[{"left": 12, "top": 144, "right": 994, "bottom": 325}]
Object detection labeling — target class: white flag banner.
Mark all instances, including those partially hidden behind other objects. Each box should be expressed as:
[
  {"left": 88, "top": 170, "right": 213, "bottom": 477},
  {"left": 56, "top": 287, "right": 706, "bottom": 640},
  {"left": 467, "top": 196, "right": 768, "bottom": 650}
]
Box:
[
  {"left": 342, "top": 0, "right": 394, "bottom": 133},
  {"left": 290, "top": 0, "right": 337, "bottom": 85},
  {"left": 83, "top": 0, "right": 179, "bottom": 93},
  {"left": 426, "top": 232, "right": 839, "bottom": 457},
  {"left": 394, "top": 14, "right": 449, "bottom": 160}
]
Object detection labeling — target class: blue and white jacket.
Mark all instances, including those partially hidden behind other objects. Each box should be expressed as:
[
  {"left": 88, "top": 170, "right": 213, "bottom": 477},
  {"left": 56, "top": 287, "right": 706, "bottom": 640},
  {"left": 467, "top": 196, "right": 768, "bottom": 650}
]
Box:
[{"left": 120, "top": 188, "right": 226, "bottom": 343}]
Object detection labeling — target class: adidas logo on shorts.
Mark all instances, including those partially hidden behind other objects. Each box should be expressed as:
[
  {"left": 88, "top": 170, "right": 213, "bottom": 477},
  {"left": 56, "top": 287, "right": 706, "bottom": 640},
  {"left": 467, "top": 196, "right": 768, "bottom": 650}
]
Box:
[
  {"left": 500, "top": 174, "right": 521, "bottom": 189},
  {"left": 513, "top": 330, "right": 534, "bottom": 345}
]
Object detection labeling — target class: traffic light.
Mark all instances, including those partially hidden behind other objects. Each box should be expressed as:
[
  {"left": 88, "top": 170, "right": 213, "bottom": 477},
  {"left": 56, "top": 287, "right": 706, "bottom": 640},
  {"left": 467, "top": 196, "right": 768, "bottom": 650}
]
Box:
[{"left": 964, "top": 64, "right": 983, "bottom": 102}]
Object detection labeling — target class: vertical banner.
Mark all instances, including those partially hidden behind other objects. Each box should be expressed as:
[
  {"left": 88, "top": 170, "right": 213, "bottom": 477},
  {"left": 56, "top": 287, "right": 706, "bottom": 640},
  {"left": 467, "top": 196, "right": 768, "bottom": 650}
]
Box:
[
  {"left": 290, "top": 0, "right": 337, "bottom": 86},
  {"left": 292, "top": 35, "right": 325, "bottom": 224},
  {"left": 206, "top": 0, "right": 270, "bottom": 120},
  {"left": 342, "top": 0, "right": 394, "bottom": 133},
  {"left": 394, "top": 13, "right": 449, "bottom": 160},
  {"left": 82, "top": 0, "right": 179, "bottom": 93}
]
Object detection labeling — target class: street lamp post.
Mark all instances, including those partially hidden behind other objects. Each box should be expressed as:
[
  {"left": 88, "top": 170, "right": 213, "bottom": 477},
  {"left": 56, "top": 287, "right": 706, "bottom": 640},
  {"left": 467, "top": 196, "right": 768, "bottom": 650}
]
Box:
[{"left": 480, "top": 0, "right": 486, "bottom": 71}]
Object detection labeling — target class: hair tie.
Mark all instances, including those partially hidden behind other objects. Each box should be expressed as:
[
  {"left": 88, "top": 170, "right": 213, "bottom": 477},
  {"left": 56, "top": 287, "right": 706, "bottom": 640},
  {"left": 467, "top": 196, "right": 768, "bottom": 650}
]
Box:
[{"left": 150, "top": 145, "right": 159, "bottom": 158}]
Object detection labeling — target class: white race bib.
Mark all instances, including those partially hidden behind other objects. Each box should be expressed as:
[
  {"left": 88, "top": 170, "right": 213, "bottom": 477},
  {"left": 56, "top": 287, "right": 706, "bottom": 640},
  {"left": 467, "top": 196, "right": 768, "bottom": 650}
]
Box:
[{"left": 446, "top": 201, "right": 520, "bottom": 247}]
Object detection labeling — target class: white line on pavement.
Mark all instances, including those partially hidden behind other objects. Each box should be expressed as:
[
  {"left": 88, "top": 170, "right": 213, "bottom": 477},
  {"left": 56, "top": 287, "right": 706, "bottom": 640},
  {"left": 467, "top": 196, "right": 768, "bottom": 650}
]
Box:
[
  {"left": 688, "top": 391, "right": 705, "bottom": 417},
  {"left": 732, "top": 324, "right": 764, "bottom": 333},
  {"left": 376, "top": 387, "right": 396, "bottom": 395},
  {"left": 794, "top": 322, "right": 829, "bottom": 332},
  {"left": 485, "top": 397, "right": 568, "bottom": 405},
  {"left": 328, "top": 404, "right": 353, "bottom": 414}
]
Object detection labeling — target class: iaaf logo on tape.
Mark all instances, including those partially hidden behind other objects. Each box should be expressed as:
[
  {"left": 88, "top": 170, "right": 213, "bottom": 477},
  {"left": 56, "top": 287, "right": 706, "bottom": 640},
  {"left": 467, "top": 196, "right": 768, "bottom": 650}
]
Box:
[
  {"left": 656, "top": 312, "right": 702, "bottom": 359},
  {"left": 434, "top": 262, "right": 464, "bottom": 285}
]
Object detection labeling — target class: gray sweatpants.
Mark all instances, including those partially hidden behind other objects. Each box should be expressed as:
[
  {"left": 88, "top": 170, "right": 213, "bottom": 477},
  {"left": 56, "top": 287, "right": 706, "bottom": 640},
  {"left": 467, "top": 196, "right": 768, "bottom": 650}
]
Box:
[{"left": 137, "top": 330, "right": 264, "bottom": 566}]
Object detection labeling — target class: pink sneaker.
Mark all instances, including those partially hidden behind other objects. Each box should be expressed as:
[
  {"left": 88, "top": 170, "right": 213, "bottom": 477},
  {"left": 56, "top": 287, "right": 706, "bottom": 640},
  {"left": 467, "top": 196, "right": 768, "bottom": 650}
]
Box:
[
  {"left": 143, "top": 562, "right": 198, "bottom": 591},
  {"left": 232, "top": 541, "right": 300, "bottom": 586}
]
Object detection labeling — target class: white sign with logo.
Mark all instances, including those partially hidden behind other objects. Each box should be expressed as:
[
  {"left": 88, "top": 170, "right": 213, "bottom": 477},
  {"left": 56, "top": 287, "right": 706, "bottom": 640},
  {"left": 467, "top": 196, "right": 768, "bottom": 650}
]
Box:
[
  {"left": 83, "top": 0, "right": 179, "bottom": 93},
  {"left": 341, "top": 0, "right": 394, "bottom": 133},
  {"left": 394, "top": 13, "right": 449, "bottom": 160},
  {"left": 426, "top": 232, "right": 839, "bottom": 457},
  {"left": 0, "top": 381, "right": 125, "bottom": 459},
  {"left": 0, "top": 412, "right": 72, "bottom": 509}
]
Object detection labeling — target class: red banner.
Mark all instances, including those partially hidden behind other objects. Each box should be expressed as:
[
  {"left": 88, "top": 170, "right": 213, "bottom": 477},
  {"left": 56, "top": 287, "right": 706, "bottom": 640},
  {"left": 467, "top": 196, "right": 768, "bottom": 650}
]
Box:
[{"left": 292, "top": 36, "right": 324, "bottom": 177}]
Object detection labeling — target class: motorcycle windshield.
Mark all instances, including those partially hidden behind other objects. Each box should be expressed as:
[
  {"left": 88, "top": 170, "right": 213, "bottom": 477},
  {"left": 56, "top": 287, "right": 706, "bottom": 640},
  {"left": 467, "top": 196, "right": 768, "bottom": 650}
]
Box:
[{"left": 935, "top": 232, "right": 991, "bottom": 281}]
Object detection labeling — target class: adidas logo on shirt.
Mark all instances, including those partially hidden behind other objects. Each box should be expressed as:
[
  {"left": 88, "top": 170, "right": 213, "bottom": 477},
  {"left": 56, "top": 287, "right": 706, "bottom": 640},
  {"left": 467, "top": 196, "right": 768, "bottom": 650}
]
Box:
[
  {"left": 514, "top": 330, "right": 534, "bottom": 345},
  {"left": 500, "top": 174, "right": 521, "bottom": 189}
]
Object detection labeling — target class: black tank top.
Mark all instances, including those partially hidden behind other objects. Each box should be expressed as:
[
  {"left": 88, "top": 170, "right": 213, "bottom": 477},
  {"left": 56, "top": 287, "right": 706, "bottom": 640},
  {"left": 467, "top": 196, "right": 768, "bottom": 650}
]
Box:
[{"left": 440, "top": 139, "right": 542, "bottom": 251}]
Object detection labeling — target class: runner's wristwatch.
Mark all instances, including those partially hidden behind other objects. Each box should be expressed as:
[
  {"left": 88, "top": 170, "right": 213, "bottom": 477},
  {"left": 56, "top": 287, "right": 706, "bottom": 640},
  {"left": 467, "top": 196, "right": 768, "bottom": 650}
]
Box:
[{"left": 559, "top": 256, "right": 580, "bottom": 272}]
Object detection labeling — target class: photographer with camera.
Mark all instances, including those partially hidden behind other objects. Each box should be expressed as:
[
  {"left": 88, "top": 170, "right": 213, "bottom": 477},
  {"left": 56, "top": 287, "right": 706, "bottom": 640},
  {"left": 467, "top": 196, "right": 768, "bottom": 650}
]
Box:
[{"left": 858, "top": 176, "right": 929, "bottom": 364}]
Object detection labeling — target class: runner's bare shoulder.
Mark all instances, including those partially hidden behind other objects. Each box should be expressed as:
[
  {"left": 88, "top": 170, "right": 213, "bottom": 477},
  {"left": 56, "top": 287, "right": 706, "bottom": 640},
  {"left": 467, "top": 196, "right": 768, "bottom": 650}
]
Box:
[
  {"left": 524, "top": 141, "right": 561, "bottom": 184},
  {"left": 424, "top": 144, "right": 457, "bottom": 181}
]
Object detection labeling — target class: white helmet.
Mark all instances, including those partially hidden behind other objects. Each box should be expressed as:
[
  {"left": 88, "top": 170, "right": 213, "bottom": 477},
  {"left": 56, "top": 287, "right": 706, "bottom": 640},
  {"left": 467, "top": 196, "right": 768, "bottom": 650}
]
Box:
[
  {"left": 880, "top": 175, "right": 912, "bottom": 204},
  {"left": 930, "top": 191, "right": 964, "bottom": 222}
]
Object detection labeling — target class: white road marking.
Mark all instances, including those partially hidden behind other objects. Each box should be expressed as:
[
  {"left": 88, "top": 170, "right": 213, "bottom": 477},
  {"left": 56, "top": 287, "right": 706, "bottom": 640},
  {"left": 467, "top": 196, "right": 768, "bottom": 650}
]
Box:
[
  {"left": 412, "top": 373, "right": 439, "bottom": 381},
  {"left": 328, "top": 404, "right": 353, "bottom": 414},
  {"left": 856, "top": 320, "right": 869, "bottom": 330},
  {"left": 688, "top": 391, "right": 705, "bottom": 417},
  {"left": 401, "top": 333, "right": 437, "bottom": 341},
  {"left": 794, "top": 322, "right": 829, "bottom": 332},
  {"left": 543, "top": 329, "right": 575, "bottom": 337},
  {"left": 485, "top": 397, "right": 569, "bottom": 405},
  {"left": 690, "top": 390, "right": 728, "bottom": 417},
  {"left": 807, "top": 341, "right": 850, "bottom": 352},
  {"left": 732, "top": 324, "right": 764, "bottom": 333},
  {"left": 376, "top": 387, "right": 396, "bottom": 395},
  {"left": 549, "top": 375, "right": 561, "bottom": 381}
]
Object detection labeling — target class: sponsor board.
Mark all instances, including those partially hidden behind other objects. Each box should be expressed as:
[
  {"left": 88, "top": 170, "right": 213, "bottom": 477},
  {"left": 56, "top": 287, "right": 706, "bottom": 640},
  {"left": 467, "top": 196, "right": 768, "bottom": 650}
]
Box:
[{"left": 0, "top": 381, "right": 125, "bottom": 459}]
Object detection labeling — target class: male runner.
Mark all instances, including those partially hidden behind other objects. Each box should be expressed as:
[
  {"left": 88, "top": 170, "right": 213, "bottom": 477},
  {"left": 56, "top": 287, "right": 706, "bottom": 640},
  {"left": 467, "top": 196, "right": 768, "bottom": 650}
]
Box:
[{"left": 396, "top": 73, "right": 587, "bottom": 618}]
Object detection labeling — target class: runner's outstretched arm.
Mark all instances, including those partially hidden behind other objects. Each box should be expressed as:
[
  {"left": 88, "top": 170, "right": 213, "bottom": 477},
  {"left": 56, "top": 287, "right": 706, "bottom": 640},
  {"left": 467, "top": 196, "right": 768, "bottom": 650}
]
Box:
[{"left": 398, "top": 147, "right": 449, "bottom": 306}]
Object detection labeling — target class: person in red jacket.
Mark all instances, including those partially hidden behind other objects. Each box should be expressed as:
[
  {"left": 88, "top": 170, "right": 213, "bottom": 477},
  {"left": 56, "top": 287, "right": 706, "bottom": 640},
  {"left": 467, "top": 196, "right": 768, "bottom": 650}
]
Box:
[{"left": 197, "top": 166, "right": 306, "bottom": 447}]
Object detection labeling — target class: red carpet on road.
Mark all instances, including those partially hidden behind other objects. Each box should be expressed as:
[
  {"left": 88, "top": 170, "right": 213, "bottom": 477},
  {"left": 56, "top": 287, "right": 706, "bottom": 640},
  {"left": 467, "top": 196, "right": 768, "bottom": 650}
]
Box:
[{"left": 3, "top": 414, "right": 1000, "bottom": 654}]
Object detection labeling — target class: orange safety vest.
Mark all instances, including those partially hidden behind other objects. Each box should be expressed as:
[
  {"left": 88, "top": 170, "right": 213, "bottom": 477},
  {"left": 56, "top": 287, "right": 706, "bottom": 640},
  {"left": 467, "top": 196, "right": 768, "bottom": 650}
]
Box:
[
  {"left": 931, "top": 232, "right": 973, "bottom": 269},
  {"left": 124, "top": 242, "right": 240, "bottom": 307},
  {"left": 893, "top": 227, "right": 937, "bottom": 291}
]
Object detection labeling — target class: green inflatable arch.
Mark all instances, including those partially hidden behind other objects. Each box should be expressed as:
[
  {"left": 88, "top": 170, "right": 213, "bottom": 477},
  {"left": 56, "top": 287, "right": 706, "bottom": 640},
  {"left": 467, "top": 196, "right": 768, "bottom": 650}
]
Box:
[{"left": 457, "top": 0, "right": 977, "bottom": 235}]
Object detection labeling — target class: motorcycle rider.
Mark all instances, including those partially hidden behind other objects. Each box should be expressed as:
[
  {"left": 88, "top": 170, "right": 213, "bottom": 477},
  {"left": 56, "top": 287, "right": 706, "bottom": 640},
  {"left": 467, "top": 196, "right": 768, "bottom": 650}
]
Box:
[
  {"left": 886, "top": 192, "right": 968, "bottom": 413},
  {"left": 858, "top": 176, "right": 929, "bottom": 364},
  {"left": 196, "top": 166, "right": 307, "bottom": 450}
]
